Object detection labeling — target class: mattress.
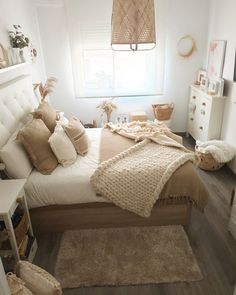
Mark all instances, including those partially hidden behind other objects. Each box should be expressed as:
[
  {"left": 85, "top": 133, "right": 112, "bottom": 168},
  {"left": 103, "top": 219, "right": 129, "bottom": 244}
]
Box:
[{"left": 25, "top": 128, "right": 107, "bottom": 208}]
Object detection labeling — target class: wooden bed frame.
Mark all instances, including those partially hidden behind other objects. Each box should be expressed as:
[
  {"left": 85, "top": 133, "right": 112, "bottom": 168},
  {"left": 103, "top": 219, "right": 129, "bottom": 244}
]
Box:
[{"left": 30, "top": 199, "right": 192, "bottom": 234}]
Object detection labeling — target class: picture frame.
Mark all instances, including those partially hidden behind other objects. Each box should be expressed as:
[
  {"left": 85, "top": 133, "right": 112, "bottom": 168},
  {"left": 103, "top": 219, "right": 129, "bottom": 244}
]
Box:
[
  {"left": 0, "top": 43, "right": 8, "bottom": 69},
  {"left": 208, "top": 80, "right": 219, "bottom": 95},
  {"left": 217, "top": 78, "right": 224, "bottom": 96},
  {"left": 115, "top": 114, "right": 129, "bottom": 126},
  {"left": 200, "top": 77, "right": 209, "bottom": 92},
  {"left": 207, "top": 40, "right": 227, "bottom": 80},
  {"left": 196, "top": 69, "right": 207, "bottom": 85}
]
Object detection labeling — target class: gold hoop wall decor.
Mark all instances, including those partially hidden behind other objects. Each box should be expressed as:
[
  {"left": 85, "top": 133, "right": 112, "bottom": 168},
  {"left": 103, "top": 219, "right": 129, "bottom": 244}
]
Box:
[{"left": 177, "top": 35, "right": 197, "bottom": 58}]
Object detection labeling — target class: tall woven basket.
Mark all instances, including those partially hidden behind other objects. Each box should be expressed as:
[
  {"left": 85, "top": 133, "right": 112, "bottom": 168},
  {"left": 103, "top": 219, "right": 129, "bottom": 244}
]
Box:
[{"left": 152, "top": 103, "right": 174, "bottom": 121}]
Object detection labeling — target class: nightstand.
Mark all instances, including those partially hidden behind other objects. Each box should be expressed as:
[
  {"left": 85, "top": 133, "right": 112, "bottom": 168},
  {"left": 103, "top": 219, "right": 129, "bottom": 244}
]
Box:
[{"left": 0, "top": 179, "right": 37, "bottom": 268}]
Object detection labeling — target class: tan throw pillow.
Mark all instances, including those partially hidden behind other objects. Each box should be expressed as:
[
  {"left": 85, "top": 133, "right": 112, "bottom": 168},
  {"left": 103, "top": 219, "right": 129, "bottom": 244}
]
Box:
[
  {"left": 15, "top": 261, "right": 63, "bottom": 295},
  {"left": 64, "top": 117, "right": 89, "bottom": 156},
  {"left": 49, "top": 124, "right": 77, "bottom": 167},
  {"left": 33, "top": 101, "right": 57, "bottom": 133},
  {"left": 7, "top": 272, "right": 33, "bottom": 295},
  {"left": 17, "top": 119, "right": 58, "bottom": 174}
]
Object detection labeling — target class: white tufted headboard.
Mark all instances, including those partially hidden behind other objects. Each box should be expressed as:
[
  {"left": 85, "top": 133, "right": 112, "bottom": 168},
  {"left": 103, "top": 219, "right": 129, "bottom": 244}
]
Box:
[{"left": 0, "top": 75, "right": 38, "bottom": 149}]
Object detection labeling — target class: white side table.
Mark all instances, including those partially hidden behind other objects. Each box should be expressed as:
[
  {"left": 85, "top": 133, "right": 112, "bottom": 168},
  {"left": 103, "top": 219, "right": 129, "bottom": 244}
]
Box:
[{"left": 0, "top": 179, "right": 37, "bottom": 264}]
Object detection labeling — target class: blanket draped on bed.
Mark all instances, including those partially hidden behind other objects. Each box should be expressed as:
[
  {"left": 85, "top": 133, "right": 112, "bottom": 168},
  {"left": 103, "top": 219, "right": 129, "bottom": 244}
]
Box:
[{"left": 91, "top": 122, "right": 195, "bottom": 217}]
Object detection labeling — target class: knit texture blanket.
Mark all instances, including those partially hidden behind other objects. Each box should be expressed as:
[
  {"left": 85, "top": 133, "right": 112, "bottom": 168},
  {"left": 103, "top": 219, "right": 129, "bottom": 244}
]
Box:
[{"left": 91, "top": 136, "right": 194, "bottom": 217}]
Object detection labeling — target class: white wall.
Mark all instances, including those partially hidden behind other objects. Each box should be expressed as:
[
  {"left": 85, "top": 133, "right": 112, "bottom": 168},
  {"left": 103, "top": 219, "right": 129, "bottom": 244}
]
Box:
[
  {"left": 0, "top": 0, "right": 45, "bottom": 82},
  {"left": 36, "top": 0, "right": 210, "bottom": 132},
  {"left": 207, "top": 0, "right": 236, "bottom": 172}
]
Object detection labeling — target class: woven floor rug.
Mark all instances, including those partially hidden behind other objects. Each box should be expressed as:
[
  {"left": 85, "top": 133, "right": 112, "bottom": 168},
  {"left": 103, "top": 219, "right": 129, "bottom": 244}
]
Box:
[{"left": 54, "top": 225, "right": 202, "bottom": 288}]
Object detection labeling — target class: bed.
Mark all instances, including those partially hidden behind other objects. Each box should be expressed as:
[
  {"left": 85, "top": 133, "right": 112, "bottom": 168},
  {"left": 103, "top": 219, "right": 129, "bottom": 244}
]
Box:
[{"left": 0, "top": 74, "right": 209, "bottom": 233}]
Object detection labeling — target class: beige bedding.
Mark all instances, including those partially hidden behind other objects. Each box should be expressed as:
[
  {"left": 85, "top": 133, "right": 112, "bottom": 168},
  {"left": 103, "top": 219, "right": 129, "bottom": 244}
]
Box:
[{"left": 98, "top": 128, "right": 209, "bottom": 212}]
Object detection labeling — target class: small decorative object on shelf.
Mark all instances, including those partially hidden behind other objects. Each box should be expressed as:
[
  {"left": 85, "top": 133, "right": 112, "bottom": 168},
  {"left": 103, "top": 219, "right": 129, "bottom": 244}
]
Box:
[
  {"left": 0, "top": 179, "right": 37, "bottom": 272},
  {"left": 195, "top": 69, "right": 207, "bottom": 86},
  {"left": 33, "top": 77, "right": 57, "bottom": 102},
  {"left": 8, "top": 25, "right": 30, "bottom": 65},
  {"left": 96, "top": 98, "right": 117, "bottom": 124}
]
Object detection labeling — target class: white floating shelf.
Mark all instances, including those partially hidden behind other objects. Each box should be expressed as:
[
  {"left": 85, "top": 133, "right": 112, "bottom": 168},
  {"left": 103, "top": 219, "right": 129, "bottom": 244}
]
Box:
[{"left": 0, "top": 62, "right": 28, "bottom": 74}]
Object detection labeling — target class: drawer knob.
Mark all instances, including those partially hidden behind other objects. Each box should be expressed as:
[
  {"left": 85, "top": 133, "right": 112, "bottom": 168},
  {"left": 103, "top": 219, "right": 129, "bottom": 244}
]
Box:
[
  {"left": 199, "top": 126, "right": 203, "bottom": 130},
  {"left": 190, "top": 118, "right": 194, "bottom": 121},
  {"left": 192, "top": 96, "right": 196, "bottom": 99},
  {"left": 202, "top": 102, "right": 206, "bottom": 106}
]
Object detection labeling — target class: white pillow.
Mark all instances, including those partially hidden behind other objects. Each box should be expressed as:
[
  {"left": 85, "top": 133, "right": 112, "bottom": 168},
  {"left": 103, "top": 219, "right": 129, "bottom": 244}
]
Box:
[
  {"left": 0, "top": 137, "right": 33, "bottom": 179},
  {"left": 48, "top": 124, "right": 77, "bottom": 167}
]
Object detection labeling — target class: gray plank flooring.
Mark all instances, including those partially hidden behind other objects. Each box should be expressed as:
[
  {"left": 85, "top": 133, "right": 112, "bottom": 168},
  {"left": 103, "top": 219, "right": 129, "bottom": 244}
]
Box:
[{"left": 34, "top": 136, "right": 236, "bottom": 295}]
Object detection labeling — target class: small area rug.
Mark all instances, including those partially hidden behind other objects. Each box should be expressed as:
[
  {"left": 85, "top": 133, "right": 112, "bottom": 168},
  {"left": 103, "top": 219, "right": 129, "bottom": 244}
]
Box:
[{"left": 54, "top": 225, "right": 202, "bottom": 288}]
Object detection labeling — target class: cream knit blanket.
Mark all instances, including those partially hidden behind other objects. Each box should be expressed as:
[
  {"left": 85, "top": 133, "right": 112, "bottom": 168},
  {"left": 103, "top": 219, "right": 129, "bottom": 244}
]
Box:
[{"left": 91, "top": 136, "right": 194, "bottom": 217}]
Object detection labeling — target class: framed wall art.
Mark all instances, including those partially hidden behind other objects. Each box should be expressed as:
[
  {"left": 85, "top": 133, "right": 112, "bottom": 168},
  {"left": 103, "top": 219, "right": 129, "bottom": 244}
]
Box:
[
  {"left": 200, "top": 77, "right": 209, "bottom": 92},
  {"left": 207, "top": 40, "right": 227, "bottom": 80}
]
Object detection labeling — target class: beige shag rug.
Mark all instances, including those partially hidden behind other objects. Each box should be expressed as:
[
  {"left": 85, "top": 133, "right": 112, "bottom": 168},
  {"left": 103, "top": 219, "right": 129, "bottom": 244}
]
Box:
[{"left": 54, "top": 226, "right": 202, "bottom": 288}]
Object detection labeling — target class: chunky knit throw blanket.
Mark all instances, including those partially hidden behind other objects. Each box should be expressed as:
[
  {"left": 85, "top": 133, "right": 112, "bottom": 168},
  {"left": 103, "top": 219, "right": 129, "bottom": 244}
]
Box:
[{"left": 91, "top": 128, "right": 194, "bottom": 217}]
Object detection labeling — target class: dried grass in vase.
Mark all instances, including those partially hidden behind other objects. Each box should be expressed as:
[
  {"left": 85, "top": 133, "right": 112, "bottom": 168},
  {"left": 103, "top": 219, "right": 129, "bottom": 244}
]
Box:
[
  {"left": 97, "top": 98, "right": 117, "bottom": 122},
  {"left": 34, "top": 77, "right": 57, "bottom": 102}
]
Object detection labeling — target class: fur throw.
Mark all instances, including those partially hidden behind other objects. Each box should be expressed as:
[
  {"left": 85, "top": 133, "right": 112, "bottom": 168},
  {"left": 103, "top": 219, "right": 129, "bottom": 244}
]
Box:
[{"left": 196, "top": 140, "right": 235, "bottom": 163}]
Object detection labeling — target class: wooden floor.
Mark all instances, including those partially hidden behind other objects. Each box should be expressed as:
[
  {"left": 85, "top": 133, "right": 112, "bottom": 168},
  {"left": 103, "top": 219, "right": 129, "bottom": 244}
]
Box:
[{"left": 33, "top": 136, "right": 236, "bottom": 295}]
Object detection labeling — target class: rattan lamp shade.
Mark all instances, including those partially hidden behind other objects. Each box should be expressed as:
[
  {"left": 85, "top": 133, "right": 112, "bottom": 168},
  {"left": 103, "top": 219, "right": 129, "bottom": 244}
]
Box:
[{"left": 111, "top": 0, "right": 156, "bottom": 51}]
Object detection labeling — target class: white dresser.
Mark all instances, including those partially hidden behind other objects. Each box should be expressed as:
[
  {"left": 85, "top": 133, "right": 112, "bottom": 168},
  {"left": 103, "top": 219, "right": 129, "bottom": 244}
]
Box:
[
  {"left": 187, "top": 85, "right": 225, "bottom": 141},
  {"left": 229, "top": 190, "right": 236, "bottom": 240}
]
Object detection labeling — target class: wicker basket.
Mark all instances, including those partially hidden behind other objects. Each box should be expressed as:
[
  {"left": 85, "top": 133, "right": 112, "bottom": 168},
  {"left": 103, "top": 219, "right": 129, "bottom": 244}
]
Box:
[
  {"left": 152, "top": 103, "right": 174, "bottom": 121},
  {"left": 14, "top": 212, "right": 28, "bottom": 246},
  {"left": 195, "top": 150, "right": 224, "bottom": 171}
]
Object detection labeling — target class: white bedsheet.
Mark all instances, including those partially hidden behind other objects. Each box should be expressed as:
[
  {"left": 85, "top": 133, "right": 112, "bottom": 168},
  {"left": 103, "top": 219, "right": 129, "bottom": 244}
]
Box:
[{"left": 25, "top": 128, "right": 108, "bottom": 208}]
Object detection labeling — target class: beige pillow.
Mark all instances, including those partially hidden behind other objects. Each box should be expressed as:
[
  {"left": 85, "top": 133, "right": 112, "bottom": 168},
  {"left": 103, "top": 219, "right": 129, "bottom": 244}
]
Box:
[
  {"left": 64, "top": 117, "right": 89, "bottom": 156},
  {"left": 15, "top": 261, "right": 63, "bottom": 295},
  {"left": 6, "top": 273, "right": 33, "bottom": 295},
  {"left": 0, "top": 138, "right": 33, "bottom": 179},
  {"left": 17, "top": 119, "right": 58, "bottom": 174},
  {"left": 49, "top": 124, "right": 77, "bottom": 167},
  {"left": 33, "top": 101, "right": 57, "bottom": 133}
]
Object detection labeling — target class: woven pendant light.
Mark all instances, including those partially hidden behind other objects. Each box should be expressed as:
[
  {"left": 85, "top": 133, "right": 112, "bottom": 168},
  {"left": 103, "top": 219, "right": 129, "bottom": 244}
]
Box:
[{"left": 111, "top": 0, "right": 156, "bottom": 51}]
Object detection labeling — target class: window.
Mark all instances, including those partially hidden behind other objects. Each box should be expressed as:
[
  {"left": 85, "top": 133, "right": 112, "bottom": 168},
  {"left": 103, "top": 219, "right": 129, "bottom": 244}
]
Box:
[{"left": 66, "top": 0, "right": 167, "bottom": 98}]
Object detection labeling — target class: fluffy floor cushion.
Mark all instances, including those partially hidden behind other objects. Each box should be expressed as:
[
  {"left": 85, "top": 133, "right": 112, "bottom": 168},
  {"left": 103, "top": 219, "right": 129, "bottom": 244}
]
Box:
[
  {"left": 55, "top": 225, "right": 202, "bottom": 288},
  {"left": 15, "top": 261, "right": 62, "bottom": 295}
]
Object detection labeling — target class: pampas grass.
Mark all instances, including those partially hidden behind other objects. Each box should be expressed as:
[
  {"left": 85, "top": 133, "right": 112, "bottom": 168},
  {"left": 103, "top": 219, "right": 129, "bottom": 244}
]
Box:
[{"left": 34, "top": 77, "right": 57, "bottom": 102}]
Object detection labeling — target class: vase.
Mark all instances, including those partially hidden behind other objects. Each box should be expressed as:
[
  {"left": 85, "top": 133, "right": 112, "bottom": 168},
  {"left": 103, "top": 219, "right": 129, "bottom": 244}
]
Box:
[{"left": 9, "top": 48, "right": 21, "bottom": 65}]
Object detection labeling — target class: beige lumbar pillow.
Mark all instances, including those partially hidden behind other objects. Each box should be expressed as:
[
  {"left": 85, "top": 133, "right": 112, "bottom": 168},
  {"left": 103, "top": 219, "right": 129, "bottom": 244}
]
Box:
[
  {"left": 15, "top": 261, "right": 63, "bottom": 295},
  {"left": 49, "top": 123, "right": 77, "bottom": 167},
  {"left": 64, "top": 117, "right": 89, "bottom": 156},
  {"left": 33, "top": 101, "right": 57, "bottom": 133},
  {"left": 17, "top": 119, "right": 58, "bottom": 174}
]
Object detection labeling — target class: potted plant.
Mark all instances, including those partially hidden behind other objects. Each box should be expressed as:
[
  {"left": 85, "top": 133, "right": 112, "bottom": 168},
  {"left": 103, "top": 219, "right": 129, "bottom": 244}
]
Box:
[{"left": 8, "top": 25, "right": 30, "bottom": 64}]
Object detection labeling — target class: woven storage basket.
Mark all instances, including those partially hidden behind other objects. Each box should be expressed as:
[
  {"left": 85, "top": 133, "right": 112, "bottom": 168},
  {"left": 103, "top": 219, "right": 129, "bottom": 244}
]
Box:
[
  {"left": 15, "top": 211, "right": 28, "bottom": 246},
  {"left": 152, "top": 103, "right": 174, "bottom": 121},
  {"left": 195, "top": 150, "right": 224, "bottom": 171}
]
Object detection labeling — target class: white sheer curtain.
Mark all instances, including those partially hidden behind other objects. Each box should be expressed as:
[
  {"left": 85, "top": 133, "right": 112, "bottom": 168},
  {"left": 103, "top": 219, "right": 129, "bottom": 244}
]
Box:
[{"left": 65, "top": 0, "right": 167, "bottom": 98}]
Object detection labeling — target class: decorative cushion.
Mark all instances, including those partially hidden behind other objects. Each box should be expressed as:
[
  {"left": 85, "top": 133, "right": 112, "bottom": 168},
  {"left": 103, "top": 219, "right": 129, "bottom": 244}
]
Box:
[
  {"left": 6, "top": 272, "right": 33, "bottom": 295},
  {"left": 64, "top": 117, "right": 89, "bottom": 156},
  {"left": 15, "top": 261, "right": 63, "bottom": 295},
  {"left": 33, "top": 101, "right": 57, "bottom": 133},
  {"left": 17, "top": 119, "right": 58, "bottom": 174},
  {"left": 49, "top": 124, "right": 77, "bottom": 167},
  {"left": 0, "top": 138, "right": 33, "bottom": 179}
]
